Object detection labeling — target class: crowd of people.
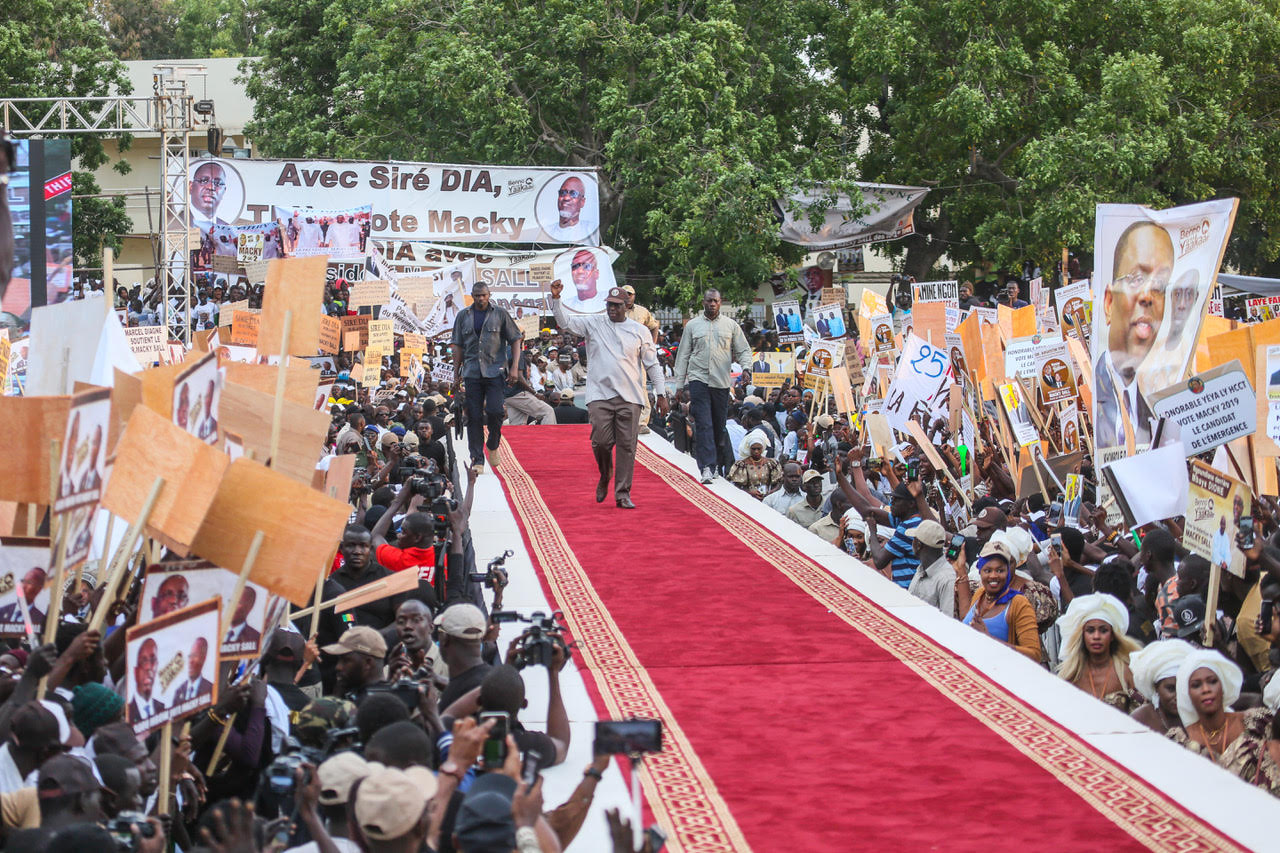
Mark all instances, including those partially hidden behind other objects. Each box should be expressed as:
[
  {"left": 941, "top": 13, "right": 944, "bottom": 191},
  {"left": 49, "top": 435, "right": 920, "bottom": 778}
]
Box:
[{"left": 6, "top": 267, "right": 1280, "bottom": 853}]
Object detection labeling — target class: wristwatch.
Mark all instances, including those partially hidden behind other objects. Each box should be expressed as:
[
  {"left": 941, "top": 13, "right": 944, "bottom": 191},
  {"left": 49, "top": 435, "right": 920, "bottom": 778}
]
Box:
[{"left": 439, "top": 760, "right": 466, "bottom": 782}]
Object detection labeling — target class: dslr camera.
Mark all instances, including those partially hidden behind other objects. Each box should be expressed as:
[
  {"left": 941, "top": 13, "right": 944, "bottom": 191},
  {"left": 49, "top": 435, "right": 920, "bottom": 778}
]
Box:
[{"left": 494, "top": 610, "right": 570, "bottom": 670}]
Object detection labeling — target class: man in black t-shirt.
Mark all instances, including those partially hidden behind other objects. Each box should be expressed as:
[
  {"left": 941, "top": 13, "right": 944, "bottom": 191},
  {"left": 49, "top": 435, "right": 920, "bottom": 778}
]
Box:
[{"left": 434, "top": 603, "right": 492, "bottom": 710}]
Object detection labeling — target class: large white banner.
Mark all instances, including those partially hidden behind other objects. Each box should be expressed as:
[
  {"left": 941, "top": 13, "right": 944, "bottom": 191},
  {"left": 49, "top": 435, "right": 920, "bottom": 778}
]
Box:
[
  {"left": 376, "top": 240, "right": 619, "bottom": 318},
  {"left": 1090, "top": 198, "right": 1237, "bottom": 450},
  {"left": 179, "top": 158, "right": 602, "bottom": 245},
  {"left": 883, "top": 333, "right": 956, "bottom": 435}
]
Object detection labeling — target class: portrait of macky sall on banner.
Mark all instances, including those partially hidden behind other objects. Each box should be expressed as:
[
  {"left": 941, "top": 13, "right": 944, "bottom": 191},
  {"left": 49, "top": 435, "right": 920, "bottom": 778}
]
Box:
[{"left": 1089, "top": 198, "right": 1237, "bottom": 451}]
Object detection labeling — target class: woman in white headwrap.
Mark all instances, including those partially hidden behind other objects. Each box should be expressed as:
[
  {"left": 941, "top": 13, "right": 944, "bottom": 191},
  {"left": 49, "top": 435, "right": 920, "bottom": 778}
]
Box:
[
  {"left": 1168, "top": 650, "right": 1272, "bottom": 784},
  {"left": 837, "top": 507, "right": 869, "bottom": 560},
  {"left": 1056, "top": 593, "right": 1143, "bottom": 712},
  {"left": 1128, "top": 639, "right": 1193, "bottom": 733}
]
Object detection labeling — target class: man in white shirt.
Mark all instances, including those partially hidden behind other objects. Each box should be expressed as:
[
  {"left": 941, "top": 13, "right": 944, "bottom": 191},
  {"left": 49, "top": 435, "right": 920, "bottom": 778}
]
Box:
[
  {"left": 0, "top": 702, "right": 61, "bottom": 792},
  {"left": 763, "top": 463, "right": 806, "bottom": 515},
  {"left": 552, "top": 283, "right": 668, "bottom": 508}
]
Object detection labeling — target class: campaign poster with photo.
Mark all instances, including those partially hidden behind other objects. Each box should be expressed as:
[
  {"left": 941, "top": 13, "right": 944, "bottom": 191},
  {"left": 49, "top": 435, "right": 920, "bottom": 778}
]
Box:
[
  {"left": 811, "top": 303, "right": 848, "bottom": 340},
  {"left": 56, "top": 387, "right": 111, "bottom": 568},
  {"left": 1060, "top": 403, "right": 1081, "bottom": 453},
  {"left": 870, "top": 313, "right": 896, "bottom": 357},
  {"left": 1090, "top": 199, "right": 1237, "bottom": 450},
  {"left": 1034, "top": 342, "right": 1078, "bottom": 405},
  {"left": 747, "top": 351, "right": 796, "bottom": 389},
  {"left": 0, "top": 538, "right": 51, "bottom": 639},
  {"left": 1183, "top": 460, "right": 1252, "bottom": 580},
  {"left": 420, "top": 259, "right": 475, "bottom": 338},
  {"left": 771, "top": 299, "right": 804, "bottom": 345},
  {"left": 274, "top": 205, "right": 372, "bottom": 262},
  {"left": 173, "top": 351, "right": 220, "bottom": 445},
  {"left": 552, "top": 247, "right": 617, "bottom": 315},
  {"left": 126, "top": 598, "right": 221, "bottom": 736},
  {"left": 142, "top": 560, "right": 282, "bottom": 659}
]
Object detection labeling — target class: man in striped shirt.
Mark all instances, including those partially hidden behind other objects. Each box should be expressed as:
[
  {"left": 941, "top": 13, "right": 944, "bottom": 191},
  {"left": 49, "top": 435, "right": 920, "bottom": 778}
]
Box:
[{"left": 855, "top": 482, "right": 934, "bottom": 589}]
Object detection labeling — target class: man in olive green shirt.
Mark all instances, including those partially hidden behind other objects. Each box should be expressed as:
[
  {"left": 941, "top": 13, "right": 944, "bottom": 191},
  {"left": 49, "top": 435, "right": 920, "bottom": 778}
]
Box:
[{"left": 673, "top": 289, "right": 750, "bottom": 483}]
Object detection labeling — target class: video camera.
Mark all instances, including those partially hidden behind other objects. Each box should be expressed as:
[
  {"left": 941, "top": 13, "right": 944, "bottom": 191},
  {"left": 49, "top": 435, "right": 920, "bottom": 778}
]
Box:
[
  {"left": 493, "top": 609, "right": 570, "bottom": 670},
  {"left": 400, "top": 467, "right": 456, "bottom": 541},
  {"left": 471, "top": 549, "right": 513, "bottom": 586}
]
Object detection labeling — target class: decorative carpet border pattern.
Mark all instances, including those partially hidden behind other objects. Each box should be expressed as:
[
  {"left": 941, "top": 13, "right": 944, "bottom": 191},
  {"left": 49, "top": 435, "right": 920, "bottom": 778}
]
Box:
[
  {"left": 634, "top": 443, "right": 1246, "bottom": 853},
  {"left": 495, "top": 437, "right": 753, "bottom": 853}
]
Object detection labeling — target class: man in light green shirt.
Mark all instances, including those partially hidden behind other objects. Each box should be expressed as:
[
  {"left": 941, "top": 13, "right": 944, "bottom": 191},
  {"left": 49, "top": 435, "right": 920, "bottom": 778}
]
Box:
[{"left": 673, "top": 289, "right": 750, "bottom": 483}]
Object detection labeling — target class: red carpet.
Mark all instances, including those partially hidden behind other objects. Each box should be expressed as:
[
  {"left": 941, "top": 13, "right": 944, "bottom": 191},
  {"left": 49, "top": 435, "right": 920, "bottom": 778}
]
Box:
[{"left": 492, "top": 426, "right": 1244, "bottom": 853}]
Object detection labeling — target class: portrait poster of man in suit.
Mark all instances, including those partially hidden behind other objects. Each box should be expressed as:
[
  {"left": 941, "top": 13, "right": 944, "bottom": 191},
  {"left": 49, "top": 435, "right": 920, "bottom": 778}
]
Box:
[
  {"left": 126, "top": 597, "right": 220, "bottom": 737},
  {"left": 142, "top": 561, "right": 276, "bottom": 660},
  {"left": 1090, "top": 199, "right": 1238, "bottom": 451}
]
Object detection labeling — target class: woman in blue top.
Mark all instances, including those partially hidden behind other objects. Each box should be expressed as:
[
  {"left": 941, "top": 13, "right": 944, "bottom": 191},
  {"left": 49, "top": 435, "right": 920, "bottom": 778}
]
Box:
[{"left": 960, "top": 540, "right": 1041, "bottom": 661}]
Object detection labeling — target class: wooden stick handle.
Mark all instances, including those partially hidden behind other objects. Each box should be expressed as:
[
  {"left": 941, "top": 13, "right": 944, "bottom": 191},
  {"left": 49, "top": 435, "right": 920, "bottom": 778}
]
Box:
[
  {"left": 290, "top": 580, "right": 387, "bottom": 621},
  {"left": 221, "top": 531, "right": 265, "bottom": 636},
  {"left": 267, "top": 310, "right": 293, "bottom": 468},
  {"left": 158, "top": 720, "right": 174, "bottom": 816},
  {"left": 88, "top": 477, "right": 164, "bottom": 633}
]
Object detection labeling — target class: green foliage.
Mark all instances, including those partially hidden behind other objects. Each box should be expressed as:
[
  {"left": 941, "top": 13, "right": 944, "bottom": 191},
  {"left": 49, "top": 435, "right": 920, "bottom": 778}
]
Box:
[
  {"left": 244, "top": 0, "right": 853, "bottom": 307},
  {"left": 817, "top": 0, "right": 1280, "bottom": 276},
  {"left": 93, "top": 0, "right": 258, "bottom": 60}
]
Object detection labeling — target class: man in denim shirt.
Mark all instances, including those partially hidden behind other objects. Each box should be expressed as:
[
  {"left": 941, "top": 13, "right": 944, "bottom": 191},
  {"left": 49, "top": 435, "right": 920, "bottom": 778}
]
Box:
[{"left": 452, "top": 282, "right": 521, "bottom": 469}]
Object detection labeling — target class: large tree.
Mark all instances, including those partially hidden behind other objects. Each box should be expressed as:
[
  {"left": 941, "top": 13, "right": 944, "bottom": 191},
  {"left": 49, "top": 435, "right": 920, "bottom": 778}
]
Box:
[
  {"left": 244, "top": 0, "right": 852, "bottom": 305},
  {"left": 817, "top": 0, "right": 1280, "bottom": 278}
]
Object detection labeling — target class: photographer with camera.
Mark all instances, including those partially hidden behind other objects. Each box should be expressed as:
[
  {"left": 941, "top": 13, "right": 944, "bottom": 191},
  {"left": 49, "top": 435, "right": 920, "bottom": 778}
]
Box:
[{"left": 369, "top": 461, "right": 481, "bottom": 609}]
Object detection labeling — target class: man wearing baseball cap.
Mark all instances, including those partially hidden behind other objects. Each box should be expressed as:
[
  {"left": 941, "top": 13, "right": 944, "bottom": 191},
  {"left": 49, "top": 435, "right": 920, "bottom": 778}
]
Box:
[
  {"left": 296, "top": 751, "right": 371, "bottom": 852},
  {"left": 550, "top": 281, "right": 668, "bottom": 508},
  {"left": 322, "top": 626, "right": 389, "bottom": 704},
  {"left": 353, "top": 764, "right": 438, "bottom": 852},
  {"left": 906, "top": 519, "right": 960, "bottom": 617},
  {"left": 434, "top": 604, "right": 493, "bottom": 710}
]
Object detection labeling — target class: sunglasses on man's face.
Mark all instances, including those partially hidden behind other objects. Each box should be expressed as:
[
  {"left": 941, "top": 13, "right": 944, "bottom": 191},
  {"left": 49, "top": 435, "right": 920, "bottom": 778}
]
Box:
[
  {"left": 558, "top": 189, "right": 584, "bottom": 200},
  {"left": 572, "top": 261, "right": 595, "bottom": 272}
]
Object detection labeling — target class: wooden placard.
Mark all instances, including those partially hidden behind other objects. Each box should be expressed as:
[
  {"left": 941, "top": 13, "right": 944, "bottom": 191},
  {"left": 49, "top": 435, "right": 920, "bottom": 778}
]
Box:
[
  {"left": 359, "top": 353, "right": 383, "bottom": 387},
  {"left": 318, "top": 316, "right": 341, "bottom": 355},
  {"left": 137, "top": 361, "right": 188, "bottom": 421},
  {"left": 328, "top": 568, "right": 418, "bottom": 613},
  {"left": 396, "top": 277, "right": 434, "bottom": 307},
  {"left": 322, "top": 454, "right": 356, "bottom": 501},
  {"left": 217, "top": 382, "right": 330, "bottom": 486},
  {"left": 218, "top": 300, "right": 248, "bottom": 327},
  {"left": 516, "top": 315, "right": 540, "bottom": 341},
  {"left": 230, "top": 311, "right": 260, "bottom": 347},
  {"left": 957, "top": 312, "right": 985, "bottom": 382},
  {"left": 912, "top": 301, "right": 947, "bottom": 345},
  {"left": 101, "top": 406, "right": 229, "bottom": 555},
  {"left": 27, "top": 300, "right": 107, "bottom": 395},
  {"left": 190, "top": 458, "right": 351, "bottom": 606},
  {"left": 340, "top": 315, "right": 368, "bottom": 350},
  {"left": 258, "top": 256, "right": 326, "bottom": 356},
  {"left": 367, "top": 319, "right": 394, "bottom": 352},
  {"left": 222, "top": 362, "right": 319, "bottom": 409},
  {"left": 349, "top": 280, "right": 391, "bottom": 310},
  {"left": 0, "top": 396, "right": 71, "bottom": 503},
  {"left": 211, "top": 254, "right": 240, "bottom": 274}
]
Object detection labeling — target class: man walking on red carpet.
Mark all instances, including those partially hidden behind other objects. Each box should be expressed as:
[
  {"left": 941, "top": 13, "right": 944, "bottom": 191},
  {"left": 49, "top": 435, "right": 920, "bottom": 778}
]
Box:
[
  {"left": 673, "top": 289, "right": 750, "bottom": 483},
  {"left": 551, "top": 281, "right": 668, "bottom": 508}
]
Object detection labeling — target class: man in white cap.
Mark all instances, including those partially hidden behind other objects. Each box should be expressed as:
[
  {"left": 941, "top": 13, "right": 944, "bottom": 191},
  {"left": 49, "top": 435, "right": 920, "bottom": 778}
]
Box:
[
  {"left": 906, "top": 519, "right": 960, "bottom": 617},
  {"left": 551, "top": 281, "right": 668, "bottom": 508},
  {"left": 296, "top": 751, "right": 371, "bottom": 852},
  {"left": 434, "top": 603, "right": 492, "bottom": 709}
]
